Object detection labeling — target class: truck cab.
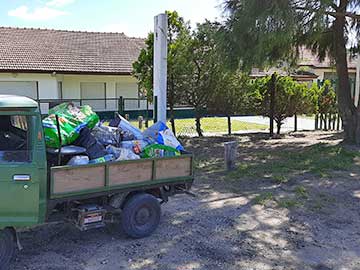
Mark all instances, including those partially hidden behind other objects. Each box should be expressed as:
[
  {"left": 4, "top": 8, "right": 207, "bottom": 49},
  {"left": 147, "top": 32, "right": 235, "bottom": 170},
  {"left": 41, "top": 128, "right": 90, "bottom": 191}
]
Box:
[{"left": 0, "top": 95, "right": 47, "bottom": 229}]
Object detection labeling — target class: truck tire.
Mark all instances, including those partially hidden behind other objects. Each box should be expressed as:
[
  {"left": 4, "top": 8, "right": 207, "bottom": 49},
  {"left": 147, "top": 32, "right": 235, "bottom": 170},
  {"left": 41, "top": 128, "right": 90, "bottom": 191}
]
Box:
[
  {"left": 0, "top": 229, "right": 15, "bottom": 270},
  {"left": 121, "top": 193, "right": 161, "bottom": 238}
]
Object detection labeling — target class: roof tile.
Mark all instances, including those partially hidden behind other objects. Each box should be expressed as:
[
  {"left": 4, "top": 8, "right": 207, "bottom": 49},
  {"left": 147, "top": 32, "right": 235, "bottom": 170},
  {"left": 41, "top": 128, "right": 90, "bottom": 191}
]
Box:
[{"left": 0, "top": 27, "right": 145, "bottom": 74}]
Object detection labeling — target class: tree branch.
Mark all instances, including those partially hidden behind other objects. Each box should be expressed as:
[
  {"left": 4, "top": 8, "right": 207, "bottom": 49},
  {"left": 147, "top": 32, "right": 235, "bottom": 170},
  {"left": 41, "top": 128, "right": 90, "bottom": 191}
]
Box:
[
  {"left": 327, "top": 11, "right": 360, "bottom": 20},
  {"left": 294, "top": 6, "right": 360, "bottom": 20}
]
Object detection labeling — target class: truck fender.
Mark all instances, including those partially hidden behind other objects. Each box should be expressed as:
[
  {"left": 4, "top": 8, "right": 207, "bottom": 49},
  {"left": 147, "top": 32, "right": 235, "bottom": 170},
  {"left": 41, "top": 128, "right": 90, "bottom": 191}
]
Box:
[
  {"left": 109, "top": 192, "right": 131, "bottom": 209},
  {"left": 110, "top": 189, "right": 164, "bottom": 210}
]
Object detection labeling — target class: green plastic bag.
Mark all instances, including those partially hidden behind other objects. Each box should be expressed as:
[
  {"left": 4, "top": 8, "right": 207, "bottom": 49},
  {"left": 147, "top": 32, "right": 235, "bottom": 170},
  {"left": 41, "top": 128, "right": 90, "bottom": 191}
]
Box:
[
  {"left": 42, "top": 103, "right": 99, "bottom": 148},
  {"left": 142, "top": 144, "right": 180, "bottom": 158}
]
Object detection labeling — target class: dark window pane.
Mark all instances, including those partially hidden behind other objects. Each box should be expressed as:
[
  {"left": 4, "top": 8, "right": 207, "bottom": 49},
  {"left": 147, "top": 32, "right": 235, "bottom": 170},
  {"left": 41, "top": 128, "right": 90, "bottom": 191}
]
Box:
[{"left": 0, "top": 115, "right": 31, "bottom": 163}]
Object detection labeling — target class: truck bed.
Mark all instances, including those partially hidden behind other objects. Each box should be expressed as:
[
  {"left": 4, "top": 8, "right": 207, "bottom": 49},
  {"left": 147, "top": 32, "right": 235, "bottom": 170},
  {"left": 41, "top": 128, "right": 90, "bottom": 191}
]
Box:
[{"left": 49, "top": 154, "right": 194, "bottom": 199}]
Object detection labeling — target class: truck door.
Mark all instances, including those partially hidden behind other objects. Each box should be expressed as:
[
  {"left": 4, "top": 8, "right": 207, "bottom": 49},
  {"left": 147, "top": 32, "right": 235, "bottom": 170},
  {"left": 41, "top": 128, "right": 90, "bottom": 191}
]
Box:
[{"left": 0, "top": 114, "right": 40, "bottom": 228}]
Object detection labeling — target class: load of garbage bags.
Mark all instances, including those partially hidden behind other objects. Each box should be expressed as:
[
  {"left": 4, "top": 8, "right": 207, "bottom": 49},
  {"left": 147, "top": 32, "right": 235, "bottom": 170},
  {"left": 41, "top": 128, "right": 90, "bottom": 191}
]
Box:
[{"left": 42, "top": 102, "right": 185, "bottom": 166}]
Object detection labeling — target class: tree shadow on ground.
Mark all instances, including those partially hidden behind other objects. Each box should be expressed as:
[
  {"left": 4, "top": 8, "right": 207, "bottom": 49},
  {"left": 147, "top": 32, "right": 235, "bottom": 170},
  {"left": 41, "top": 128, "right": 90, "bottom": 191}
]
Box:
[{"left": 11, "top": 131, "right": 360, "bottom": 270}]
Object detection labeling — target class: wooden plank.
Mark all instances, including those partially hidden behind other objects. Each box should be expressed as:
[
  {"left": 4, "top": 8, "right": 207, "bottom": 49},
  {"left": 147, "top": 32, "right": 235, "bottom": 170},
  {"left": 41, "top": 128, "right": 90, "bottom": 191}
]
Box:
[
  {"left": 155, "top": 157, "right": 191, "bottom": 179},
  {"left": 53, "top": 166, "right": 105, "bottom": 194},
  {"left": 109, "top": 160, "right": 153, "bottom": 186},
  {"left": 224, "top": 141, "right": 237, "bottom": 171}
]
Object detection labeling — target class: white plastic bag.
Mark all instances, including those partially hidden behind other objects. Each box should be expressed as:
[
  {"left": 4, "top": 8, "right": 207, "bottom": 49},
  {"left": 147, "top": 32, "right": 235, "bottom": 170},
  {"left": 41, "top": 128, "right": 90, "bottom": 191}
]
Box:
[
  {"left": 116, "top": 148, "right": 140, "bottom": 161},
  {"left": 106, "top": 145, "right": 140, "bottom": 161},
  {"left": 67, "top": 155, "right": 89, "bottom": 166}
]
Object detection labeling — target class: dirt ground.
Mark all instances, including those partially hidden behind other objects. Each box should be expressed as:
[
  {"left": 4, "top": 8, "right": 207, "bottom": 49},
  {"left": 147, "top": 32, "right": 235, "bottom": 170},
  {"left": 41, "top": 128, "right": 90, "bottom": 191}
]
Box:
[{"left": 12, "top": 131, "right": 360, "bottom": 270}]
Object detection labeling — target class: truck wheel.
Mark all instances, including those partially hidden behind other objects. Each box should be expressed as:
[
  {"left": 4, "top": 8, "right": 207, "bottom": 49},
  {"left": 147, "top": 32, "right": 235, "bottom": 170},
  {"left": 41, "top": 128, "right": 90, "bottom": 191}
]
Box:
[
  {"left": 0, "top": 229, "right": 15, "bottom": 270},
  {"left": 121, "top": 193, "right": 161, "bottom": 238}
]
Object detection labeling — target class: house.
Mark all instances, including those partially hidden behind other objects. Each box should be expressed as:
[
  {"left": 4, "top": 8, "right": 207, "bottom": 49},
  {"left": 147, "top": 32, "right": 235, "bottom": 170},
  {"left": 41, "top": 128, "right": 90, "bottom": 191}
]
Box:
[
  {"left": 250, "top": 67, "right": 319, "bottom": 84},
  {"left": 298, "top": 48, "right": 359, "bottom": 105},
  {"left": 298, "top": 48, "right": 357, "bottom": 81},
  {"left": 0, "top": 27, "right": 145, "bottom": 114},
  {"left": 250, "top": 48, "right": 360, "bottom": 104}
]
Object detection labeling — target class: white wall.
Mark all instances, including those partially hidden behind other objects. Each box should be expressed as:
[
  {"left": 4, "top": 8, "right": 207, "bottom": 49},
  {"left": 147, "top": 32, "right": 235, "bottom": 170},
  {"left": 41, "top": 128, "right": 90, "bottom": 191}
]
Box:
[
  {"left": 312, "top": 68, "right": 356, "bottom": 81},
  {"left": 0, "top": 73, "right": 59, "bottom": 100},
  {"left": 61, "top": 74, "right": 138, "bottom": 99},
  {"left": 61, "top": 74, "right": 138, "bottom": 111},
  {"left": 0, "top": 73, "right": 59, "bottom": 113},
  {"left": 0, "top": 73, "right": 139, "bottom": 112}
]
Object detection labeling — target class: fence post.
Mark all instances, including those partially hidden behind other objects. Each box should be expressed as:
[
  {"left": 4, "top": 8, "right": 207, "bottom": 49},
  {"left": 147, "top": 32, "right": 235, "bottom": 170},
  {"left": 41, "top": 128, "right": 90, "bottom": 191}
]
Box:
[
  {"left": 224, "top": 141, "right": 237, "bottom": 171},
  {"left": 320, "top": 114, "right": 323, "bottom": 130},
  {"left": 138, "top": 116, "right": 144, "bottom": 129},
  {"left": 328, "top": 113, "right": 332, "bottom": 130},
  {"left": 227, "top": 116, "right": 232, "bottom": 135},
  {"left": 294, "top": 114, "right": 298, "bottom": 132},
  {"left": 145, "top": 99, "right": 149, "bottom": 128},
  {"left": 118, "top": 96, "right": 124, "bottom": 114},
  {"left": 154, "top": 96, "right": 158, "bottom": 123},
  {"left": 315, "top": 114, "right": 319, "bottom": 130}
]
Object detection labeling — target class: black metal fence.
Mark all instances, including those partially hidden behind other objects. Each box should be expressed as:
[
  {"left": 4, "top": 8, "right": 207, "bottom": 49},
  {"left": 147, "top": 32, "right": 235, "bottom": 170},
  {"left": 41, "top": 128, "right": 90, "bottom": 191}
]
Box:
[
  {"left": 37, "top": 97, "right": 122, "bottom": 113},
  {"left": 37, "top": 96, "right": 196, "bottom": 121},
  {"left": 315, "top": 113, "right": 342, "bottom": 131}
]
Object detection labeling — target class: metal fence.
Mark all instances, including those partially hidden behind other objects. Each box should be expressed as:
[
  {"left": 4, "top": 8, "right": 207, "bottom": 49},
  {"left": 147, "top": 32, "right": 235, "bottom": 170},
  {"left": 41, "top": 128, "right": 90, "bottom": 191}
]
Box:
[
  {"left": 315, "top": 113, "right": 342, "bottom": 131},
  {"left": 37, "top": 96, "right": 196, "bottom": 121},
  {"left": 37, "top": 97, "right": 123, "bottom": 115},
  {"left": 120, "top": 97, "right": 153, "bottom": 112}
]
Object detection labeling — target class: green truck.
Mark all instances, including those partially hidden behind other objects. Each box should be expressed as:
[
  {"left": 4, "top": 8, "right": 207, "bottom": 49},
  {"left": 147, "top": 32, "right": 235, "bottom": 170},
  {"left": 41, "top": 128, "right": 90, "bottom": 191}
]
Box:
[{"left": 0, "top": 95, "right": 194, "bottom": 269}]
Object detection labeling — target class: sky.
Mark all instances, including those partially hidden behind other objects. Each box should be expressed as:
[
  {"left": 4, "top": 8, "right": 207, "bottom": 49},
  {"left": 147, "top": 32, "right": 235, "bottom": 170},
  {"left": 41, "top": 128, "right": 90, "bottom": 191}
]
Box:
[{"left": 0, "top": 0, "right": 224, "bottom": 37}]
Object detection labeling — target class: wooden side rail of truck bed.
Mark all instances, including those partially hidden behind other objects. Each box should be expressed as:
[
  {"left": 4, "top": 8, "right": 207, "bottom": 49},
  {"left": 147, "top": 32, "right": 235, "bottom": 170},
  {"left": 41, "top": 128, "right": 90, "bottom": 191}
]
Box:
[{"left": 50, "top": 154, "right": 194, "bottom": 199}]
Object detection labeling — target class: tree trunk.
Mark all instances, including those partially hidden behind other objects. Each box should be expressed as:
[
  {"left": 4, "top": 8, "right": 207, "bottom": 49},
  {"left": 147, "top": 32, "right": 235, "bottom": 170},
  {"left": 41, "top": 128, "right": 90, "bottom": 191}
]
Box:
[
  {"left": 227, "top": 115, "right": 232, "bottom": 135},
  {"left": 294, "top": 114, "right": 298, "bottom": 132},
  {"left": 269, "top": 73, "right": 276, "bottom": 137},
  {"left": 195, "top": 114, "right": 203, "bottom": 137},
  {"left": 334, "top": 0, "right": 360, "bottom": 143},
  {"left": 276, "top": 120, "right": 282, "bottom": 135}
]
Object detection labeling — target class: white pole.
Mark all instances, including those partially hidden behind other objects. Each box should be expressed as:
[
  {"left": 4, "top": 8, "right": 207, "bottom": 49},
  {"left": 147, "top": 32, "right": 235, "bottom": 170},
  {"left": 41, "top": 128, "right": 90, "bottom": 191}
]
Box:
[
  {"left": 355, "top": 55, "right": 360, "bottom": 107},
  {"left": 153, "top": 13, "right": 168, "bottom": 123}
]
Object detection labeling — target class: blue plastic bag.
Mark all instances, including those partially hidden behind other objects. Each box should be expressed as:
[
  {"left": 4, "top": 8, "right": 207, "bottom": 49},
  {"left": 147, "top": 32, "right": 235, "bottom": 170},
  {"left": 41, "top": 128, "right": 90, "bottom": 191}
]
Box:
[
  {"left": 117, "top": 115, "right": 143, "bottom": 140},
  {"left": 143, "top": 122, "right": 184, "bottom": 151}
]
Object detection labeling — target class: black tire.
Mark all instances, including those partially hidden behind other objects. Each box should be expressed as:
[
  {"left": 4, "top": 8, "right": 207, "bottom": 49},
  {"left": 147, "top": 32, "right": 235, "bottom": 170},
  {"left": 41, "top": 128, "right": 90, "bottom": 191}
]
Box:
[
  {"left": 0, "top": 229, "right": 15, "bottom": 270},
  {"left": 121, "top": 193, "right": 161, "bottom": 238}
]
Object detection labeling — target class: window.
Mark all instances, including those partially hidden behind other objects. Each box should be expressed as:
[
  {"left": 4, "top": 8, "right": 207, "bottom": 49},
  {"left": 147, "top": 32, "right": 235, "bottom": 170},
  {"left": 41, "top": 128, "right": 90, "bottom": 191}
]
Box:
[
  {"left": 0, "top": 115, "right": 32, "bottom": 163},
  {"left": 80, "top": 82, "right": 106, "bottom": 111}
]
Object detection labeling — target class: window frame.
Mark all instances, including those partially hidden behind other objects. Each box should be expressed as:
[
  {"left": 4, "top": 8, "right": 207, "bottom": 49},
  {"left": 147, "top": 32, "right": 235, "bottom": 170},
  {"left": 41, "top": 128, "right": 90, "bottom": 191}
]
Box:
[{"left": 0, "top": 112, "right": 35, "bottom": 164}]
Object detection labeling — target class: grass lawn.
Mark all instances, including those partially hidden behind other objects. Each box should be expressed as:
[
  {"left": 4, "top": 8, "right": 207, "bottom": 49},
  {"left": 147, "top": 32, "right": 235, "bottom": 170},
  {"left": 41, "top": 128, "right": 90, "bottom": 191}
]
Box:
[
  {"left": 187, "top": 131, "right": 360, "bottom": 213},
  {"left": 228, "top": 142, "right": 359, "bottom": 181},
  {"left": 130, "top": 117, "right": 267, "bottom": 135}
]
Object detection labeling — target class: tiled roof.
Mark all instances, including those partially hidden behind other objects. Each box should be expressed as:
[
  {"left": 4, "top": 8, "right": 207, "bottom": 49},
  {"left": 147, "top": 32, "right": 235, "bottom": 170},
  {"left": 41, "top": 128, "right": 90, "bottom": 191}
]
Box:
[
  {"left": 298, "top": 48, "right": 356, "bottom": 69},
  {"left": 0, "top": 27, "right": 145, "bottom": 74}
]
